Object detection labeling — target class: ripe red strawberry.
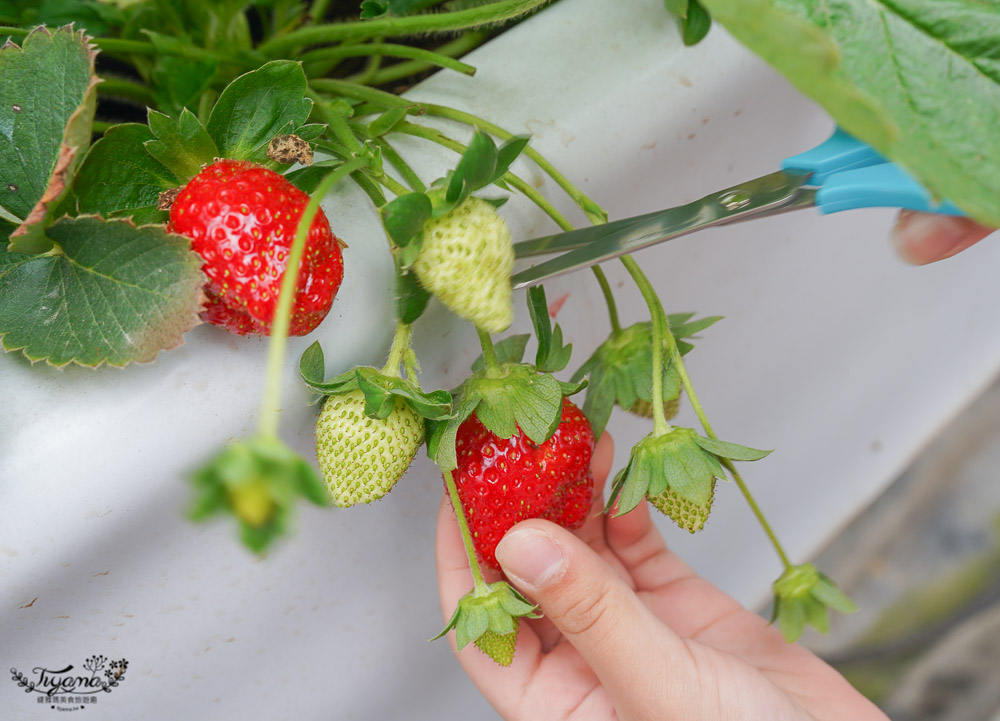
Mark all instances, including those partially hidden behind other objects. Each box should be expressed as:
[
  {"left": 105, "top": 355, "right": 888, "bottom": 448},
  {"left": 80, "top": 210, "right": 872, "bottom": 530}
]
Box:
[
  {"left": 452, "top": 398, "right": 595, "bottom": 569},
  {"left": 167, "top": 159, "right": 344, "bottom": 336}
]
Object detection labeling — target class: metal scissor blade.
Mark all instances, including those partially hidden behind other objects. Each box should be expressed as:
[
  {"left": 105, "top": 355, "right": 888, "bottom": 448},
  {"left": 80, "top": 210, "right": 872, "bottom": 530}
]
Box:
[{"left": 510, "top": 170, "right": 814, "bottom": 289}]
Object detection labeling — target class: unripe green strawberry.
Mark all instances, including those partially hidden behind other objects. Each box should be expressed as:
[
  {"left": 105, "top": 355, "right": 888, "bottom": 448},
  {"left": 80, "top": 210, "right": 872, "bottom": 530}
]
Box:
[
  {"left": 315, "top": 389, "right": 424, "bottom": 507},
  {"left": 475, "top": 628, "right": 517, "bottom": 667},
  {"left": 413, "top": 197, "right": 514, "bottom": 333},
  {"left": 629, "top": 396, "right": 681, "bottom": 421},
  {"left": 648, "top": 481, "right": 714, "bottom": 532}
]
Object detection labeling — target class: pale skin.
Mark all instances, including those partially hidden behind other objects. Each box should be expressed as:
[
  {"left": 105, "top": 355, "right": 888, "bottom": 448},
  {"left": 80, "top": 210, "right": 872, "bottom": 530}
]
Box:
[{"left": 435, "top": 215, "right": 994, "bottom": 721}]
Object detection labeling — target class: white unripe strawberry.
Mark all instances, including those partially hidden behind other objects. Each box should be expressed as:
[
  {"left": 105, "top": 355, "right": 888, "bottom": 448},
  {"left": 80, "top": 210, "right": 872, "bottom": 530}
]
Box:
[
  {"left": 315, "top": 389, "right": 424, "bottom": 507},
  {"left": 413, "top": 197, "right": 514, "bottom": 333}
]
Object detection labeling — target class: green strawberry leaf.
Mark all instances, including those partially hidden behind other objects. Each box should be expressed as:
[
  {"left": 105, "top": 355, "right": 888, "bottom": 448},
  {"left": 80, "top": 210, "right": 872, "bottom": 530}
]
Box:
[
  {"left": 0, "top": 216, "right": 203, "bottom": 367},
  {"left": 74, "top": 123, "right": 177, "bottom": 223},
  {"left": 558, "top": 379, "right": 587, "bottom": 397},
  {"left": 206, "top": 59, "right": 313, "bottom": 165},
  {"left": 382, "top": 192, "right": 432, "bottom": 247},
  {"left": 527, "top": 285, "right": 573, "bottom": 373},
  {"left": 446, "top": 130, "right": 497, "bottom": 204},
  {"left": 2, "top": 26, "right": 99, "bottom": 253},
  {"left": 693, "top": 436, "right": 772, "bottom": 462},
  {"left": 681, "top": 0, "right": 711, "bottom": 45},
  {"left": 700, "top": 0, "right": 1000, "bottom": 226},
  {"left": 471, "top": 334, "right": 530, "bottom": 371},
  {"left": 149, "top": 53, "right": 218, "bottom": 120},
  {"left": 394, "top": 260, "right": 431, "bottom": 324},
  {"left": 145, "top": 108, "right": 219, "bottom": 185}
]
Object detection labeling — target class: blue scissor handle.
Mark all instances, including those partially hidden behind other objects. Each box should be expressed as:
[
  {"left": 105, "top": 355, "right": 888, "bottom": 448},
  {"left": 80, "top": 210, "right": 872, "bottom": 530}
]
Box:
[{"left": 780, "top": 129, "right": 965, "bottom": 216}]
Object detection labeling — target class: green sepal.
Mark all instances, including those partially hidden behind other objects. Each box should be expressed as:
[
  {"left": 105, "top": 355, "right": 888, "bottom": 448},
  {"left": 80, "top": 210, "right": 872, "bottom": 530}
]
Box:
[
  {"left": 528, "top": 285, "right": 573, "bottom": 373},
  {"left": 366, "top": 106, "right": 411, "bottom": 138},
  {"left": 665, "top": 0, "right": 689, "bottom": 17},
  {"left": 770, "top": 563, "right": 857, "bottom": 642},
  {"left": 299, "top": 342, "right": 451, "bottom": 420},
  {"left": 474, "top": 364, "right": 564, "bottom": 444},
  {"left": 494, "top": 136, "right": 530, "bottom": 180},
  {"left": 286, "top": 159, "right": 351, "bottom": 194},
  {"left": 607, "top": 428, "right": 724, "bottom": 517},
  {"left": 144, "top": 108, "right": 219, "bottom": 185},
  {"left": 394, "top": 259, "right": 431, "bottom": 324},
  {"left": 692, "top": 436, "right": 772, "bottom": 462},
  {"left": 446, "top": 130, "right": 497, "bottom": 205},
  {"left": 382, "top": 192, "right": 432, "bottom": 247},
  {"left": 471, "top": 334, "right": 529, "bottom": 372},
  {"left": 298, "top": 341, "right": 360, "bottom": 398},
  {"left": 558, "top": 379, "right": 588, "bottom": 397},
  {"left": 681, "top": 0, "right": 711, "bottom": 45},
  {"left": 432, "top": 581, "right": 539, "bottom": 666},
  {"left": 188, "top": 436, "right": 329, "bottom": 555},
  {"left": 355, "top": 366, "right": 453, "bottom": 421},
  {"left": 434, "top": 386, "right": 482, "bottom": 471}
]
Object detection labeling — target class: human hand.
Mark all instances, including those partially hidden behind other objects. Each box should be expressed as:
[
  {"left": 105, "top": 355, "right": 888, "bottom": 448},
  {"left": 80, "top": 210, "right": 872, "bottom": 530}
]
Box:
[
  {"left": 894, "top": 210, "right": 994, "bottom": 264},
  {"left": 435, "top": 433, "right": 888, "bottom": 721}
]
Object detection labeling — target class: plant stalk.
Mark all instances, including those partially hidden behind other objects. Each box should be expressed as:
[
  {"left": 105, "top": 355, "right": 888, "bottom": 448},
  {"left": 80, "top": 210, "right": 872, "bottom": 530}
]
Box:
[
  {"left": 257, "top": 156, "right": 368, "bottom": 438},
  {"left": 443, "top": 470, "right": 489, "bottom": 593},
  {"left": 260, "top": 0, "right": 554, "bottom": 56},
  {"left": 620, "top": 257, "right": 672, "bottom": 436},
  {"left": 380, "top": 322, "right": 412, "bottom": 377}
]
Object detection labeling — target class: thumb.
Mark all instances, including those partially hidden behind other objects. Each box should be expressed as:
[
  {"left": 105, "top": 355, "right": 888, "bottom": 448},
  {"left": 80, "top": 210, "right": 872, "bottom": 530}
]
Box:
[
  {"left": 495, "top": 519, "right": 695, "bottom": 719},
  {"left": 893, "top": 210, "right": 993, "bottom": 265}
]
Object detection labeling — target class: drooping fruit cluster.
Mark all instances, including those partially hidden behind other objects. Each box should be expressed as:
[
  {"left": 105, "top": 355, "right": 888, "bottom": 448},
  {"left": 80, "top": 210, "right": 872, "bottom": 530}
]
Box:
[
  {"left": 451, "top": 398, "right": 595, "bottom": 568},
  {"left": 168, "top": 159, "right": 344, "bottom": 336}
]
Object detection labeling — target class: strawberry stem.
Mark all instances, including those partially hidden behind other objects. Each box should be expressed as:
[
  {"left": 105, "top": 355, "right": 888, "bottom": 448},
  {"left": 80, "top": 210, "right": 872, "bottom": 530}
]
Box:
[
  {"left": 302, "top": 41, "right": 477, "bottom": 80},
  {"left": 380, "top": 322, "right": 412, "bottom": 378},
  {"left": 591, "top": 266, "right": 622, "bottom": 336},
  {"left": 442, "top": 469, "right": 490, "bottom": 594},
  {"left": 257, "top": 156, "right": 369, "bottom": 439},
  {"left": 259, "top": 0, "right": 555, "bottom": 56},
  {"left": 476, "top": 328, "right": 501, "bottom": 375},
  {"left": 620, "top": 257, "right": 673, "bottom": 436},
  {"left": 622, "top": 259, "right": 793, "bottom": 570}
]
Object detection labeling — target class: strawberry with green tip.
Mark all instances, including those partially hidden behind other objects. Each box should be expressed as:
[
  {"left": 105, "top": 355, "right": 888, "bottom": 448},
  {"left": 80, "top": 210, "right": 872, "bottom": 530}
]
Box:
[
  {"left": 413, "top": 196, "right": 514, "bottom": 333},
  {"left": 315, "top": 389, "right": 425, "bottom": 507},
  {"left": 168, "top": 159, "right": 344, "bottom": 336}
]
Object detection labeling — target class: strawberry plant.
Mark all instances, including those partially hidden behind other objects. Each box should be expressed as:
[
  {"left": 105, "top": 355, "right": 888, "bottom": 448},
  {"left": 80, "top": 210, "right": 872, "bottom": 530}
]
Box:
[{"left": 7, "top": 0, "right": 993, "bottom": 675}]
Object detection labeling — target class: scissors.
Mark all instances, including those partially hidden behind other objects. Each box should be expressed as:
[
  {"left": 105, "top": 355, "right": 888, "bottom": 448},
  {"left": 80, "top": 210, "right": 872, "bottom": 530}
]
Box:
[{"left": 510, "top": 129, "right": 965, "bottom": 289}]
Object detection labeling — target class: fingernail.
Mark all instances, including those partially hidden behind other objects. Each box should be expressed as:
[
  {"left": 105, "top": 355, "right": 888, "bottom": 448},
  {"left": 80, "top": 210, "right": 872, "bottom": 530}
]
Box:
[
  {"left": 894, "top": 212, "right": 969, "bottom": 265},
  {"left": 496, "top": 527, "right": 566, "bottom": 590}
]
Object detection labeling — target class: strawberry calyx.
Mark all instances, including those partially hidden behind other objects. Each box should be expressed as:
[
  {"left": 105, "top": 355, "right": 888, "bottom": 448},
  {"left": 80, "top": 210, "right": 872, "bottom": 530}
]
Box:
[
  {"left": 572, "top": 314, "right": 721, "bottom": 439},
  {"left": 432, "top": 580, "right": 539, "bottom": 667},
  {"left": 188, "top": 436, "right": 329, "bottom": 554},
  {"left": 771, "top": 563, "right": 858, "bottom": 642},
  {"left": 299, "top": 337, "right": 452, "bottom": 421},
  {"left": 606, "top": 427, "right": 771, "bottom": 523},
  {"left": 379, "top": 130, "right": 530, "bottom": 328}
]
